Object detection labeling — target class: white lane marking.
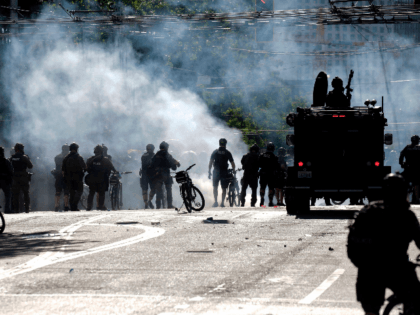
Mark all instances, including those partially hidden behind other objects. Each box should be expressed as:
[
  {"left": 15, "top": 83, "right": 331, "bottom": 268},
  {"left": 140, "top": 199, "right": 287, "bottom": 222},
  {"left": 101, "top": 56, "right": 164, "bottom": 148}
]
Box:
[
  {"left": 207, "top": 283, "right": 226, "bottom": 294},
  {"left": 174, "top": 304, "right": 189, "bottom": 309},
  {"left": 0, "top": 217, "right": 165, "bottom": 280},
  {"left": 299, "top": 268, "right": 346, "bottom": 304}
]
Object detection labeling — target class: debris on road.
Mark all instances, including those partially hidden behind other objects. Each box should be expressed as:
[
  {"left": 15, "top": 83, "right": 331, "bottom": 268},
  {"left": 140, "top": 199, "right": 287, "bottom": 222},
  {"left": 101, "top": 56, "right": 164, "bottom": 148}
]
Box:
[
  {"left": 151, "top": 221, "right": 160, "bottom": 226},
  {"left": 69, "top": 269, "right": 74, "bottom": 274},
  {"left": 329, "top": 247, "right": 334, "bottom": 251},
  {"left": 298, "top": 238, "right": 302, "bottom": 241}
]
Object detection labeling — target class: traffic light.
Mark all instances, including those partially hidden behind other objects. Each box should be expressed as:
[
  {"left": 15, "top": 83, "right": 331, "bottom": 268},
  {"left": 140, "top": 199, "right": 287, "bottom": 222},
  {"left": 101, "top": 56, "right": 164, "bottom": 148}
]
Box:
[{"left": 256, "top": 0, "right": 273, "bottom": 11}]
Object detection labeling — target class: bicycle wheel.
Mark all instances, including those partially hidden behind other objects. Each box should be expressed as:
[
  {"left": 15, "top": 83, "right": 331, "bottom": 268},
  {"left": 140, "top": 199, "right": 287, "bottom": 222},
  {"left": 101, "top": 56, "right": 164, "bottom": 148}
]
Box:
[
  {"left": 0, "top": 212, "right": 5, "bottom": 234},
  {"left": 111, "top": 186, "right": 118, "bottom": 210},
  {"left": 228, "top": 186, "right": 235, "bottom": 207},
  {"left": 382, "top": 295, "right": 403, "bottom": 315},
  {"left": 181, "top": 185, "right": 192, "bottom": 213},
  {"left": 118, "top": 184, "right": 123, "bottom": 209},
  {"left": 189, "top": 186, "right": 205, "bottom": 211}
]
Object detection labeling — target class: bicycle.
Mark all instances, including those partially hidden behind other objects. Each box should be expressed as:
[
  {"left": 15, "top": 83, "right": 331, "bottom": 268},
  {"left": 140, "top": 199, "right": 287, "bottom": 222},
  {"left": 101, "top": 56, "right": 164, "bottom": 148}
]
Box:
[
  {"left": 226, "top": 169, "right": 242, "bottom": 207},
  {"left": 109, "top": 171, "right": 132, "bottom": 210},
  {"left": 174, "top": 164, "right": 205, "bottom": 213},
  {"left": 382, "top": 254, "right": 420, "bottom": 315},
  {"left": 79, "top": 184, "right": 89, "bottom": 210},
  {"left": 0, "top": 207, "right": 5, "bottom": 234}
]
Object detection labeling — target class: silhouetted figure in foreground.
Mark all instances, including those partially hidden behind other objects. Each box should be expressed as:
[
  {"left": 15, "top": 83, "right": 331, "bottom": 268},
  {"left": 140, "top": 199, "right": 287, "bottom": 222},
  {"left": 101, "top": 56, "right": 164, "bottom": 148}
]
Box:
[
  {"left": 400, "top": 135, "right": 420, "bottom": 204},
  {"left": 347, "top": 173, "right": 420, "bottom": 315},
  {"left": 326, "top": 76, "right": 350, "bottom": 108}
]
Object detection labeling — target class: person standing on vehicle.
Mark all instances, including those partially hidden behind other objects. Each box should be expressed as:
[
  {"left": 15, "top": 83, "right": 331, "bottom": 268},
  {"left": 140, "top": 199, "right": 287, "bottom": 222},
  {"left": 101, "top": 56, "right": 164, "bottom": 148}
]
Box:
[
  {"left": 10, "top": 143, "right": 33, "bottom": 213},
  {"left": 275, "top": 147, "right": 287, "bottom": 206},
  {"left": 209, "top": 138, "right": 235, "bottom": 208},
  {"left": 325, "top": 77, "right": 350, "bottom": 108},
  {"left": 148, "top": 141, "right": 180, "bottom": 209},
  {"left": 240, "top": 144, "right": 260, "bottom": 207},
  {"left": 140, "top": 144, "right": 155, "bottom": 209},
  {"left": 400, "top": 135, "right": 420, "bottom": 204},
  {"left": 62, "top": 142, "right": 86, "bottom": 211},
  {"left": 86, "top": 145, "right": 117, "bottom": 211},
  {"left": 347, "top": 173, "right": 420, "bottom": 315},
  {"left": 259, "top": 142, "right": 280, "bottom": 207},
  {"left": 53, "top": 143, "right": 70, "bottom": 211},
  {"left": 0, "top": 147, "right": 13, "bottom": 214}
]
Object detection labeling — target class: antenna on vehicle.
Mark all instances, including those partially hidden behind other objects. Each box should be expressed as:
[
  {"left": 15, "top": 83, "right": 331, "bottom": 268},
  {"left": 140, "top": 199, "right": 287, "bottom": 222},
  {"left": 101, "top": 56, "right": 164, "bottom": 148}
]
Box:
[{"left": 382, "top": 96, "right": 384, "bottom": 113}]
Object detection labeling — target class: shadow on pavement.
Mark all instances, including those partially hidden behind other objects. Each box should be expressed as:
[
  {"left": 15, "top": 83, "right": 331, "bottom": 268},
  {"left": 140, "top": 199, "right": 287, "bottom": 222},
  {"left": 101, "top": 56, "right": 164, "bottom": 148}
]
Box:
[
  {"left": 0, "top": 231, "right": 96, "bottom": 259},
  {"left": 296, "top": 210, "right": 357, "bottom": 220}
]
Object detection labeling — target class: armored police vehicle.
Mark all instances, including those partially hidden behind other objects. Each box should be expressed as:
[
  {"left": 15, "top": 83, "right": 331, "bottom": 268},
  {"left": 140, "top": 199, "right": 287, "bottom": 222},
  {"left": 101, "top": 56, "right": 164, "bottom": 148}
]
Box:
[{"left": 284, "top": 71, "right": 392, "bottom": 214}]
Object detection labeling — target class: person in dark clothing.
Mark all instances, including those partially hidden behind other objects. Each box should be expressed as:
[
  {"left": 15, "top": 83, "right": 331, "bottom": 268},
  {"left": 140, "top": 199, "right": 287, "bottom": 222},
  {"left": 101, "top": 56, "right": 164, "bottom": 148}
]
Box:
[
  {"left": 348, "top": 173, "right": 420, "bottom": 315},
  {"left": 400, "top": 135, "right": 420, "bottom": 204},
  {"left": 102, "top": 144, "right": 112, "bottom": 161},
  {"left": 259, "top": 142, "right": 280, "bottom": 207},
  {"left": 140, "top": 144, "right": 155, "bottom": 209},
  {"left": 62, "top": 142, "right": 86, "bottom": 211},
  {"left": 148, "top": 141, "right": 180, "bottom": 209},
  {"left": 209, "top": 138, "right": 235, "bottom": 208},
  {"left": 275, "top": 147, "right": 287, "bottom": 206},
  {"left": 0, "top": 147, "right": 13, "bottom": 214},
  {"left": 325, "top": 77, "right": 350, "bottom": 108},
  {"left": 240, "top": 144, "right": 260, "bottom": 207},
  {"left": 10, "top": 143, "right": 33, "bottom": 213},
  {"left": 53, "top": 144, "right": 70, "bottom": 211},
  {"left": 85, "top": 145, "right": 116, "bottom": 211}
]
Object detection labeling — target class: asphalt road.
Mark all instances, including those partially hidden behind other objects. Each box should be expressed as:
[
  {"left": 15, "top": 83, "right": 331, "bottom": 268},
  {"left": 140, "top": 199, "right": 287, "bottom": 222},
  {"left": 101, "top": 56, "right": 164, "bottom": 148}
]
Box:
[{"left": 1, "top": 206, "right": 420, "bottom": 315}]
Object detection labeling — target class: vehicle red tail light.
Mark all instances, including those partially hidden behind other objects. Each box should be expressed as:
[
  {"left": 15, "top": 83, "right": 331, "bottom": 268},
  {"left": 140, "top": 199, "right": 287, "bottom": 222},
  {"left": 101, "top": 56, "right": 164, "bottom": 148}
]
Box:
[
  {"left": 298, "top": 161, "right": 304, "bottom": 167},
  {"left": 332, "top": 115, "right": 338, "bottom": 118},
  {"left": 375, "top": 161, "right": 380, "bottom": 167},
  {"left": 339, "top": 115, "right": 346, "bottom": 118}
]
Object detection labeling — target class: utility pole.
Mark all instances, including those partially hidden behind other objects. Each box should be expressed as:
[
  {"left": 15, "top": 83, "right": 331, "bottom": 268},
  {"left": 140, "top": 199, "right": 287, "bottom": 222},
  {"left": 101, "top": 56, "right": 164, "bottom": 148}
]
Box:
[{"left": 9, "top": 0, "right": 18, "bottom": 20}]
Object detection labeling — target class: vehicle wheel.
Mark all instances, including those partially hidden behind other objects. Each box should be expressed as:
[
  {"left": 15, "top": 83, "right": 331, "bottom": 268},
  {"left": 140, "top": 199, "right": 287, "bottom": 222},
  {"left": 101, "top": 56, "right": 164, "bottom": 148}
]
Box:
[
  {"left": 111, "top": 186, "right": 118, "bottom": 210},
  {"left": 181, "top": 186, "right": 192, "bottom": 213},
  {"left": 190, "top": 186, "right": 205, "bottom": 211},
  {"left": 297, "top": 196, "right": 310, "bottom": 215},
  {"left": 382, "top": 295, "right": 403, "bottom": 315},
  {"left": 0, "top": 212, "right": 5, "bottom": 234},
  {"left": 285, "top": 192, "right": 297, "bottom": 215}
]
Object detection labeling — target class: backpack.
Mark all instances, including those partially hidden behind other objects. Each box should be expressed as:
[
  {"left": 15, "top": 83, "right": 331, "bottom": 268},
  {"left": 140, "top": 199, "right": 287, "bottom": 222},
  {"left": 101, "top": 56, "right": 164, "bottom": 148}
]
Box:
[{"left": 347, "top": 204, "right": 381, "bottom": 268}]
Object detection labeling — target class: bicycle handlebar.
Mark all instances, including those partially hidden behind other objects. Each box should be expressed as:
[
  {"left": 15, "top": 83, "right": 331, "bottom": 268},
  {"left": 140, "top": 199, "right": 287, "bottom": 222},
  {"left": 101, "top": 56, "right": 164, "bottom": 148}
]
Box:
[
  {"left": 111, "top": 171, "right": 132, "bottom": 175},
  {"left": 185, "top": 164, "right": 196, "bottom": 172}
]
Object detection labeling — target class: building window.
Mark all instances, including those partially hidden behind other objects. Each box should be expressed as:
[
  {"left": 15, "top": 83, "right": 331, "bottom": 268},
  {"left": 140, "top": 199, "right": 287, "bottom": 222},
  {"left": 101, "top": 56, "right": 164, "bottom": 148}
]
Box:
[
  {"left": 372, "top": 27, "right": 377, "bottom": 32},
  {"left": 328, "top": 33, "right": 332, "bottom": 39},
  {"left": 343, "top": 34, "right": 347, "bottom": 41},
  {"left": 358, "top": 34, "right": 362, "bottom": 40},
  {"left": 335, "top": 25, "right": 340, "bottom": 31},
  {"left": 373, "top": 35, "right": 377, "bottom": 41},
  {"left": 380, "top": 36, "right": 385, "bottom": 41},
  {"left": 380, "top": 27, "right": 385, "bottom": 33},
  {"left": 336, "top": 34, "right": 340, "bottom": 40},
  {"left": 328, "top": 60, "right": 332, "bottom": 66},
  {"left": 335, "top": 60, "right": 340, "bottom": 66},
  {"left": 351, "top": 34, "right": 355, "bottom": 40},
  {"left": 343, "top": 26, "right": 347, "bottom": 31},
  {"left": 365, "top": 35, "right": 369, "bottom": 41}
]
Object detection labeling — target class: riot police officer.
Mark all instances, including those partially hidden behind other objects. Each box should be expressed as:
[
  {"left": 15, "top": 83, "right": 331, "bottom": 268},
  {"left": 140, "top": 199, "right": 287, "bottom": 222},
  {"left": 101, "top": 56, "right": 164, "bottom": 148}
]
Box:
[
  {"left": 259, "top": 142, "right": 280, "bottom": 207},
  {"left": 102, "top": 144, "right": 112, "bottom": 161},
  {"left": 140, "top": 144, "right": 155, "bottom": 209},
  {"left": 348, "top": 173, "right": 420, "bottom": 315},
  {"left": 240, "top": 144, "right": 260, "bottom": 207},
  {"left": 148, "top": 141, "right": 180, "bottom": 209},
  {"left": 10, "top": 143, "right": 33, "bottom": 213},
  {"left": 53, "top": 144, "right": 70, "bottom": 211},
  {"left": 62, "top": 142, "right": 86, "bottom": 211},
  {"left": 326, "top": 77, "right": 350, "bottom": 108},
  {"left": 275, "top": 147, "right": 287, "bottom": 206},
  {"left": 209, "top": 138, "right": 235, "bottom": 208},
  {"left": 86, "top": 145, "right": 116, "bottom": 211},
  {"left": 0, "top": 147, "right": 13, "bottom": 214},
  {"left": 400, "top": 135, "right": 420, "bottom": 204}
]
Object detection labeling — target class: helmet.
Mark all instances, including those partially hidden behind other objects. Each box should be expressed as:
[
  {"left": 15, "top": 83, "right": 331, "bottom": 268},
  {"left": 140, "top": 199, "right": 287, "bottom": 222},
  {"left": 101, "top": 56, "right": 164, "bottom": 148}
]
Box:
[
  {"left": 146, "top": 144, "right": 155, "bottom": 151},
  {"left": 383, "top": 173, "right": 408, "bottom": 203},
  {"left": 219, "top": 138, "right": 227, "bottom": 146},
  {"left": 278, "top": 147, "right": 286, "bottom": 156},
  {"left": 102, "top": 144, "right": 108, "bottom": 154},
  {"left": 69, "top": 142, "right": 79, "bottom": 151},
  {"left": 159, "top": 141, "right": 169, "bottom": 150},
  {"left": 14, "top": 143, "right": 24, "bottom": 152},
  {"left": 94, "top": 144, "right": 103, "bottom": 155},
  {"left": 62, "top": 143, "right": 69, "bottom": 152},
  {"left": 250, "top": 143, "right": 260, "bottom": 153},
  {"left": 332, "top": 77, "right": 343, "bottom": 89},
  {"left": 267, "top": 142, "right": 275, "bottom": 152},
  {"left": 411, "top": 135, "right": 420, "bottom": 145}
]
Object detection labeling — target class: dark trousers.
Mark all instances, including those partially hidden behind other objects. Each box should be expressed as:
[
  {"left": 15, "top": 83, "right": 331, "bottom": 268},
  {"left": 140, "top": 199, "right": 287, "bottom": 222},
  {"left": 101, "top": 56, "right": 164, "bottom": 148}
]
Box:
[
  {"left": 150, "top": 175, "right": 173, "bottom": 209},
  {"left": 356, "top": 264, "right": 420, "bottom": 314},
  {"left": 140, "top": 175, "right": 152, "bottom": 203},
  {"left": 259, "top": 174, "right": 275, "bottom": 204},
  {"left": 240, "top": 176, "right": 258, "bottom": 206},
  {"left": 0, "top": 180, "right": 11, "bottom": 213},
  {"left": 87, "top": 183, "right": 106, "bottom": 210},
  {"left": 67, "top": 179, "right": 83, "bottom": 211},
  {"left": 12, "top": 175, "right": 30, "bottom": 213}
]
